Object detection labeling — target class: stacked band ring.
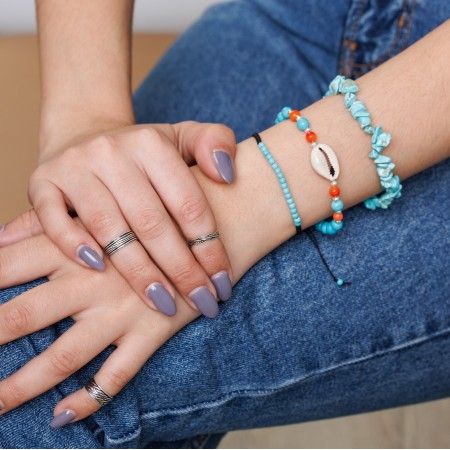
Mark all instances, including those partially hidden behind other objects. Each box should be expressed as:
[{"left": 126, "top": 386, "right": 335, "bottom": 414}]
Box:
[
  {"left": 187, "top": 231, "right": 220, "bottom": 247},
  {"left": 104, "top": 231, "right": 138, "bottom": 256},
  {"left": 85, "top": 378, "right": 113, "bottom": 407}
]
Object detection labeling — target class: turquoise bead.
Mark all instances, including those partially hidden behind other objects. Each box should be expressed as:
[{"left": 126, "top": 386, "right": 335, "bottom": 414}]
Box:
[
  {"left": 296, "top": 117, "right": 309, "bottom": 131},
  {"left": 331, "top": 199, "right": 344, "bottom": 212},
  {"left": 255, "top": 138, "right": 301, "bottom": 231},
  {"left": 281, "top": 107, "right": 291, "bottom": 118},
  {"left": 336, "top": 278, "right": 344, "bottom": 286},
  {"left": 325, "top": 75, "right": 402, "bottom": 211}
]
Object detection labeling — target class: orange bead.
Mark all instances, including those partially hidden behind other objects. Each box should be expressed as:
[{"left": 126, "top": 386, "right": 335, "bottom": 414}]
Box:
[
  {"left": 289, "top": 109, "right": 301, "bottom": 122},
  {"left": 329, "top": 185, "right": 340, "bottom": 197},
  {"left": 333, "top": 212, "right": 344, "bottom": 222},
  {"left": 305, "top": 130, "right": 317, "bottom": 143}
]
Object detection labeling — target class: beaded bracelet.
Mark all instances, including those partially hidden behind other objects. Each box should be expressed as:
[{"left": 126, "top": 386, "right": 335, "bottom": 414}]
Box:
[
  {"left": 252, "top": 133, "right": 302, "bottom": 233},
  {"left": 275, "top": 107, "right": 344, "bottom": 236},
  {"left": 324, "top": 75, "right": 402, "bottom": 210}
]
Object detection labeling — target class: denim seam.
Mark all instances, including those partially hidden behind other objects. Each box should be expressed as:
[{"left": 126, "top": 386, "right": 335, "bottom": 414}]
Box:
[{"left": 101, "top": 327, "right": 450, "bottom": 445}]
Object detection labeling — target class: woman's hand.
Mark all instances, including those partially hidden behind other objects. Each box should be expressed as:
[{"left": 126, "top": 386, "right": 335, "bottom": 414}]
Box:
[
  {"left": 22, "top": 122, "right": 236, "bottom": 317},
  {"left": 0, "top": 225, "right": 200, "bottom": 427}
]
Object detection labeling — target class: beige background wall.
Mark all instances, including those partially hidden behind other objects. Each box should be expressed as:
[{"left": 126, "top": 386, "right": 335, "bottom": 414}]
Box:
[{"left": 0, "top": 35, "right": 449, "bottom": 449}]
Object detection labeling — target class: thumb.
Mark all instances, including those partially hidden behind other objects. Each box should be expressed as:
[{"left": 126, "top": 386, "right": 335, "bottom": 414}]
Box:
[
  {"left": 171, "top": 121, "right": 237, "bottom": 184},
  {"left": 0, "top": 209, "right": 44, "bottom": 246}
]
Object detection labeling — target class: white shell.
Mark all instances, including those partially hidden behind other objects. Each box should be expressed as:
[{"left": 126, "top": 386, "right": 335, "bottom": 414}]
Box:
[{"left": 310, "top": 143, "right": 340, "bottom": 181}]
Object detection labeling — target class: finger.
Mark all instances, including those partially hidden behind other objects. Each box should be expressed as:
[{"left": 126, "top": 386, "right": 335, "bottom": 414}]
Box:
[
  {"left": 96, "top": 143, "right": 220, "bottom": 317},
  {"left": 154, "top": 121, "right": 237, "bottom": 184},
  {"left": 0, "top": 210, "right": 43, "bottom": 247},
  {"left": 51, "top": 334, "right": 152, "bottom": 426},
  {"left": 29, "top": 180, "right": 105, "bottom": 272},
  {"left": 0, "top": 234, "right": 62, "bottom": 288},
  {"left": 0, "top": 319, "right": 118, "bottom": 415},
  {"left": 66, "top": 176, "right": 178, "bottom": 317},
  {"left": 0, "top": 275, "right": 89, "bottom": 344},
  {"left": 134, "top": 130, "right": 233, "bottom": 301}
]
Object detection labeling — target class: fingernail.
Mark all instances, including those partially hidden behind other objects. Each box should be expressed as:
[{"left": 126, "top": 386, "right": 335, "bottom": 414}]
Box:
[
  {"left": 211, "top": 271, "right": 232, "bottom": 301},
  {"left": 213, "top": 150, "right": 235, "bottom": 184},
  {"left": 145, "top": 283, "right": 177, "bottom": 316},
  {"left": 50, "top": 409, "right": 76, "bottom": 429},
  {"left": 189, "top": 286, "right": 219, "bottom": 318},
  {"left": 77, "top": 245, "right": 105, "bottom": 271},
  {"left": 0, "top": 224, "right": 4, "bottom": 233},
  {"left": 0, "top": 400, "right": 5, "bottom": 412}
]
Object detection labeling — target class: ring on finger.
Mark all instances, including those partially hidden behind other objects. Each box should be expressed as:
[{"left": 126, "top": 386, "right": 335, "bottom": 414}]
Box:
[
  {"left": 85, "top": 378, "right": 113, "bottom": 407},
  {"left": 187, "top": 231, "right": 220, "bottom": 248},
  {"left": 104, "top": 231, "right": 138, "bottom": 257}
]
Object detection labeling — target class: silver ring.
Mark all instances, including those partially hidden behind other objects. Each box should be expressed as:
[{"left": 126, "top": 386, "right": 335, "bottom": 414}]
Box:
[
  {"left": 104, "top": 231, "right": 138, "bottom": 257},
  {"left": 187, "top": 231, "right": 220, "bottom": 248},
  {"left": 85, "top": 378, "right": 113, "bottom": 407}
]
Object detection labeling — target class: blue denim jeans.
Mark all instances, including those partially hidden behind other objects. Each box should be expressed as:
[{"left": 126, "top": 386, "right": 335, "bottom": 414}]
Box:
[{"left": 1, "top": 0, "right": 449, "bottom": 447}]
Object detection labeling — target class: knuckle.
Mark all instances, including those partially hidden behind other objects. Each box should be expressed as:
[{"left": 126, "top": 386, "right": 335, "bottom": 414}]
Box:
[
  {"left": 171, "top": 261, "right": 200, "bottom": 290},
  {"left": 133, "top": 208, "right": 168, "bottom": 241},
  {"left": 197, "top": 245, "right": 226, "bottom": 272},
  {"left": 3, "top": 379, "right": 27, "bottom": 406},
  {"left": 90, "top": 135, "right": 116, "bottom": 155},
  {"left": 103, "top": 367, "right": 132, "bottom": 391},
  {"left": 2, "top": 303, "right": 33, "bottom": 336},
  {"left": 135, "top": 127, "right": 159, "bottom": 142},
  {"left": 125, "top": 262, "right": 150, "bottom": 283},
  {"left": 179, "top": 196, "right": 207, "bottom": 224},
  {"left": 48, "top": 348, "right": 79, "bottom": 377},
  {"left": 0, "top": 251, "right": 12, "bottom": 280},
  {"left": 88, "top": 210, "right": 116, "bottom": 236}
]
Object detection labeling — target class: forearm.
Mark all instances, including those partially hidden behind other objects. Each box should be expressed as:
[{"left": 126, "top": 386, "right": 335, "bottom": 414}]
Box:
[
  {"left": 36, "top": 0, "right": 135, "bottom": 158},
  {"left": 194, "top": 20, "right": 450, "bottom": 281}
]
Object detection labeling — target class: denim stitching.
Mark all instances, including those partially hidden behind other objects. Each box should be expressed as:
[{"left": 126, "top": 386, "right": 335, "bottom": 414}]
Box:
[{"left": 103, "top": 327, "right": 450, "bottom": 445}]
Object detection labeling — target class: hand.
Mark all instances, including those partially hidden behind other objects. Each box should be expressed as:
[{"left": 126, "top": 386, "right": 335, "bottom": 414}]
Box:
[
  {"left": 0, "top": 223, "right": 199, "bottom": 427},
  {"left": 18, "top": 122, "right": 237, "bottom": 318}
]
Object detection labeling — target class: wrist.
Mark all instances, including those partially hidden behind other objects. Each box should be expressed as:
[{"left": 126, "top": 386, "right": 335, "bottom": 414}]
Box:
[{"left": 39, "top": 103, "right": 135, "bottom": 162}]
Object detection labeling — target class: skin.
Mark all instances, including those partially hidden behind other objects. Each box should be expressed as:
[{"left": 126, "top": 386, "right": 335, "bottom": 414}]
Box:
[
  {"left": 34, "top": 0, "right": 238, "bottom": 316},
  {"left": 0, "top": 20, "right": 449, "bottom": 425}
]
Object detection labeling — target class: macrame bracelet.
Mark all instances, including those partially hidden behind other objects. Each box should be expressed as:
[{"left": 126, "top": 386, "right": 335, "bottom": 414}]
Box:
[
  {"left": 324, "top": 75, "right": 402, "bottom": 210},
  {"left": 252, "top": 133, "right": 302, "bottom": 233},
  {"left": 275, "top": 107, "right": 344, "bottom": 236}
]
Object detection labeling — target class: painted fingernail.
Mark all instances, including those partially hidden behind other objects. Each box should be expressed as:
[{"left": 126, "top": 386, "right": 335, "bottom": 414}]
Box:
[
  {"left": 50, "top": 409, "right": 76, "bottom": 429},
  {"left": 145, "top": 282, "right": 177, "bottom": 316},
  {"left": 211, "top": 271, "right": 232, "bottom": 301},
  {"left": 189, "top": 286, "right": 219, "bottom": 318},
  {"left": 213, "top": 150, "right": 235, "bottom": 184},
  {"left": 77, "top": 245, "right": 105, "bottom": 271}
]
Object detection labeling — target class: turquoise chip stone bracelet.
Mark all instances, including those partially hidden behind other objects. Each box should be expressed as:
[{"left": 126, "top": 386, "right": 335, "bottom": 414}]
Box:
[
  {"left": 252, "top": 133, "right": 302, "bottom": 233},
  {"left": 324, "top": 75, "right": 402, "bottom": 210}
]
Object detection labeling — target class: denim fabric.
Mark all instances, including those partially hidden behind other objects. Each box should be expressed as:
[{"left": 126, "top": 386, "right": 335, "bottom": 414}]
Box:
[{"left": 1, "top": 0, "right": 450, "bottom": 448}]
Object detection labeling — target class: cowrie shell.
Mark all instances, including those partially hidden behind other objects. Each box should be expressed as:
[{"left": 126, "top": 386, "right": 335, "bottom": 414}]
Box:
[{"left": 310, "top": 143, "right": 340, "bottom": 181}]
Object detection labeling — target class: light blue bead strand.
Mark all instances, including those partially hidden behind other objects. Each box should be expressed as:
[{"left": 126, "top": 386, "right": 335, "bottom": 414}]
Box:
[{"left": 253, "top": 134, "right": 302, "bottom": 233}]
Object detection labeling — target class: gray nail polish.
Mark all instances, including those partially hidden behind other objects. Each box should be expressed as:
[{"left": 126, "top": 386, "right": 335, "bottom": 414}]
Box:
[
  {"left": 213, "top": 150, "right": 235, "bottom": 183},
  {"left": 189, "top": 286, "right": 219, "bottom": 318},
  {"left": 146, "top": 283, "right": 177, "bottom": 316},
  {"left": 77, "top": 245, "right": 105, "bottom": 271},
  {"left": 50, "top": 410, "right": 76, "bottom": 429},
  {"left": 211, "top": 271, "right": 232, "bottom": 301}
]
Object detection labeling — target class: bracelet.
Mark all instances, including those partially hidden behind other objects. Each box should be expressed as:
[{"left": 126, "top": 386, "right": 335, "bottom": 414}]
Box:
[
  {"left": 275, "top": 108, "right": 344, "bottom": 235},
  {"left": 324, "top": 75, "right": 402, "bottom": 210},
  {"left": 252, "top": 133, "right": 302, "bottom": 233}
]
